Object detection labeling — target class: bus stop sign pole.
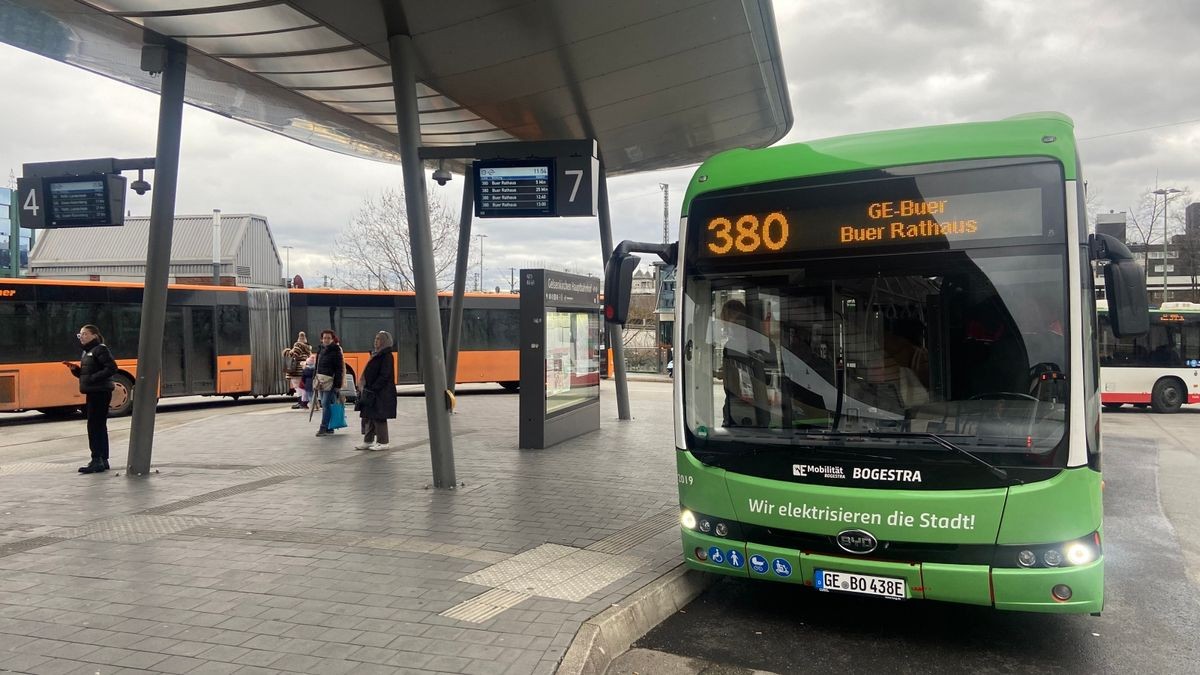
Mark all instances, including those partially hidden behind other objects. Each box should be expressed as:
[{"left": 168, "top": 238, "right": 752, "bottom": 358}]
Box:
[{"left": 127, "top": 40, "right": 186, "bottom": 476}]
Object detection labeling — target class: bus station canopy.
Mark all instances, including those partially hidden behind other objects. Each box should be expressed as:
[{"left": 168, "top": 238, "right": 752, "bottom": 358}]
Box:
[{"left": 1, "top": 0, "right": 793, "bottom": 174}]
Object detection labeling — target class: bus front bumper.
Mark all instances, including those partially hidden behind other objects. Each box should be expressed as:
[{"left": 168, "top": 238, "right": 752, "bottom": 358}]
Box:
[{"left": 681, "top": 529, "right": 1103, "bottom": 614}]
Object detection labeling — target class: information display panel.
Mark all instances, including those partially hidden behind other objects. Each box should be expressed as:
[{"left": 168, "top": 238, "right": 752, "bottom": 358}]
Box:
[
  {"left": 17, "top": 172, "right": 126, "bottom": 229},
  {"left": 473, "top": 159, "right": 555, "bottom": 218},
  {"left": 46, "top": 176, "right": 110, "bottom": 227},
  {"left": 690, "top": 160, "right": 1064, "bottom": 262},
  {"left": 519, "top": 269, "right": 601, "bottom": 449}
]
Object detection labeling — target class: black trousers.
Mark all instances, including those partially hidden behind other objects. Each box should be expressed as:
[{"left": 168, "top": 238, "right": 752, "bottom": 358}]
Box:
[{"left": 84, "top": 390, "right": 112, "bottom": 461}]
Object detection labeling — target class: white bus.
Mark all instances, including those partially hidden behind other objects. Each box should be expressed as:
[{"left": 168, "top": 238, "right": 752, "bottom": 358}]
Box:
[{"left": 1098, "top": 301, "right": 1200, "bottom": 413}]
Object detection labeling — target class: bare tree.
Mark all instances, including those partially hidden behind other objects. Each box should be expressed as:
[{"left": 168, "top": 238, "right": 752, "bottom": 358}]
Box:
[
  {"left": 1084, "top": 182, "right": 1102, "bottom": 232},
  {"left": 332, "top": 189, "right": 474, "bottom": 291},
  {"left": 1125, "top": 186, "right": 1193, "bottom": 302}
]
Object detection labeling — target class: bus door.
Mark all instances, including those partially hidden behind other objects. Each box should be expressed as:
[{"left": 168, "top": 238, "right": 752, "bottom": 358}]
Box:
[
  {"left": 185, "top": 307, "right": 217, "bottom": 393},
  {"left": 161, "top": 308, "right": 187, "bottom": 395},
  {"left": 397, "top": 309, "right": 419, "bottom": 383}
]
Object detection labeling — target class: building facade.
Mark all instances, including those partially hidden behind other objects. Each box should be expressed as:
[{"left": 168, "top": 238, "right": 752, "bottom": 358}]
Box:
[
  {"left": 29, "top": 214, "right": 284, "bottom": 288},
  {"left": 1093, "top": 206, "right": 1200, "bottom": 305}
]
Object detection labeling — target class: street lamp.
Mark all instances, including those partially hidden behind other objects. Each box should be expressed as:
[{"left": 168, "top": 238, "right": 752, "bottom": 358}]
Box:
[
  {"left": 476, "top": 233, "right": 488, "bottom": 292},
  {"left": 1154, "top": 188, "right": 1182, "bottom": 302}
]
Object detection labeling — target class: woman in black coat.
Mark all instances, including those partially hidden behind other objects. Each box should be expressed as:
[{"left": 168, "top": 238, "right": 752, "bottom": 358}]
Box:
[
  {"left": 314, "top": 330, "right": 345, "bottom": 436},
  {"left": 355, "top": 331, "right": 398, "bottom": 450},
  {"left": 65, "top": 324, "right": 118, "bottom": 473}
]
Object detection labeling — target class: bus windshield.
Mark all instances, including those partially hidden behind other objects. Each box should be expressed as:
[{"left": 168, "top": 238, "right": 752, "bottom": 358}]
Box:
[{"left": 681, "top": 160, "right": 1070, "bottom": 470}]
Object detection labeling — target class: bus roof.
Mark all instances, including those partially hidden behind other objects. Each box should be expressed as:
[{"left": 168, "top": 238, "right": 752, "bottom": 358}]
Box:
[{"left": 683, "top": 113, "right": 1079, "bottom": 213}]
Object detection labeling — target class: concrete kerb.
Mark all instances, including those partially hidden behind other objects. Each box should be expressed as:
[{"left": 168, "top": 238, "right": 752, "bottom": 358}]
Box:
[{"left": 556, "top": 564, "right": 716, "bottom": 675}]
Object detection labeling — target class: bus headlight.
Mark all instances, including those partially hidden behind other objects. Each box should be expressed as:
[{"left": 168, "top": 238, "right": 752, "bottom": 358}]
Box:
[
  {"left": 678, "top": 508, "right": 743, "bottom": 540},
  {"left": 680, "top": 510, "right": 697, "bottom": 530},
  {"left": 1065, "top": 542, "right": 1094, "bottom": 566},
  {"left": 995, "top": 532, "right": 1101, "bottom": 568}
]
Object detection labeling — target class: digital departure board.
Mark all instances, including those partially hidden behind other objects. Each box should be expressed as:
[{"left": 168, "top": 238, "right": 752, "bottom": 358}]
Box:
[
  {"left": 46, "top": 177, "right": 111, "bottom": 227},
  {"left": 690, "top": 161, "right": 1066, "bottom": 260},
  {"left": 473, "top": 159, "right": 556, "bottom": 218}
]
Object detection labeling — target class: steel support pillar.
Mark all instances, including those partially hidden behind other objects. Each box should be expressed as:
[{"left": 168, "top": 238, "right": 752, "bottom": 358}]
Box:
[
  {"left": 387, "top": 32, "right": 456, "bottom": 487},
  {"left": 7, "top": 196, "right": 18, "bottom": 277},
  {"left": 598, "top": 162, "right": 631, "bottom": 420},
  {"left": 127, "top": 40, "right": 186, "bottom": 475},
  {"left": 445, "top": 171, "right": 473, "bottom": 393}
]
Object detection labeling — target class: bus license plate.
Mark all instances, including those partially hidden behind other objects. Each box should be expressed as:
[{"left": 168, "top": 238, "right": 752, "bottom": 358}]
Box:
[{"left": 814, "top": 569, "right": 905, "bottom": 600}]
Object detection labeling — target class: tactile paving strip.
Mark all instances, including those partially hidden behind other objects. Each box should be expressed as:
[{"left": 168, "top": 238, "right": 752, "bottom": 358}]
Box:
[
  {"left": 234, "top": 463, "right": 331, "bottom": 478},
  {"left": 586, "top": 509, "right": 678, "bottom": 554},
  {"left": 440, "top": 588, "right": 531, "bottom": 623},
  {"left": 185, "top": 526, "right": 362, "bottom": 547},
  {"left": 183, "top": 526, "right": 508, "bottom": 564},
  {"left": 53, "top": 515, "right": 212, "bottom": 544},
  {"left": 0, "top": 462, "right": 74, "bottom": 476},
  {"left": 0, "top": 536, "right": 67, "bottom": 558},
  {"left": 459, "top": 543, "right": 644, "bottom": 602},
  {"left": 138, "top": 476, "right": 295, "bottom": 515}
]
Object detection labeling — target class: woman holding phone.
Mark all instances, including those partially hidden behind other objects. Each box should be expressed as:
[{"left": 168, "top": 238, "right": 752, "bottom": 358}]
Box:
[{"left": 64, "top": 324, "right": 118, "bottom": 473}]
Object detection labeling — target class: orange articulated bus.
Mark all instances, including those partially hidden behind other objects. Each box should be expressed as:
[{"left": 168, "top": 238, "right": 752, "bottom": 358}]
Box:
[{"left": 0, "top": 278, "right": 520, "bottom": 417}]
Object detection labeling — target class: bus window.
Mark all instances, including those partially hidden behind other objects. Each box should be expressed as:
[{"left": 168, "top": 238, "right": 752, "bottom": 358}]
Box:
[
  {"left": 0, "top": 303, "right": 39, "bottom": 362},
  {"left": 218, "top": 305, "right": 250, "bottom": 354}
]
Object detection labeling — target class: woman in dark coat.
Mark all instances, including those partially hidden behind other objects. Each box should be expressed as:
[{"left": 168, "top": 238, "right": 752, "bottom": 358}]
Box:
[
  {"left": 65, "top": 324, "right": 118, "bottom": 473},
  {"left": 355, "top": 331, "right": 398, "bottom": 450},
  {"left": 314, "top": 329, "right": 345, "bottom": 436}
]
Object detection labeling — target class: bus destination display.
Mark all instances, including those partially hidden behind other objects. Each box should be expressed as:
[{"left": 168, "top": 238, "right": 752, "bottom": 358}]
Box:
[
  {"left": 474, "top": 160, "right": 555, "bottom": 218},
  {"left": 46, "top": 177, "right": 111, "bottom": 227},
  {"left": 696, "top": 187, "right": 1046, "bottom": 258}
]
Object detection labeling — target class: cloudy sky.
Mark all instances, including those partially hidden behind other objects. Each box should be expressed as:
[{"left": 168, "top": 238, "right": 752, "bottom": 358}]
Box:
[{"left": 1, "top": 0, "right": 1198, "bottom": 290}]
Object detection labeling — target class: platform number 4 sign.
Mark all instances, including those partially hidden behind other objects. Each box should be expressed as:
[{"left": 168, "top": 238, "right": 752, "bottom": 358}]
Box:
[{"left": 15, "top": 177, "right": 45, "bottom": 229}]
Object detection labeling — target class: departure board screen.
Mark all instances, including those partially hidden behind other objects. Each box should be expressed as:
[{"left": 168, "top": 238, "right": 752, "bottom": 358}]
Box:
[
  {"left": 474, "top": 159, "right": 555, "bottom": 218},
  {"left": 46, "top": 176, "right": 111, "bottom": 227}
]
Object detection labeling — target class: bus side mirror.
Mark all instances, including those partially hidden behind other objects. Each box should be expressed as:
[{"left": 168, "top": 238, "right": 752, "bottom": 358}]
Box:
[
  {"left": 1091, "top": 233, "right": 1148, "bottom": 338},
  {"left": 603, "top": 252, "right": 641, "bottom": 325},
  {"left": 1104, "top": 260, "right": 1148, "bottom": 338}
]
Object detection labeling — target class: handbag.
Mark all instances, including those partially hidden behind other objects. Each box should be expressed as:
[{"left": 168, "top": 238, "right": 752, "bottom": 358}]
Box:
[
  {"left": 328, "top": 400, "right": 348, "bottom": 429},
  {"left": 354, "top": 388, "right": 376, "bottom": 412},
  {"left": 359, "top": 388, "right": 377, "bottom": 408}
]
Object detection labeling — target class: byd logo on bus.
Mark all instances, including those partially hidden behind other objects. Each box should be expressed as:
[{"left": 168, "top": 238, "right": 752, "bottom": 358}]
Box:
[{"left": 836, "top": 529, "right": 879, "bottom": 555}]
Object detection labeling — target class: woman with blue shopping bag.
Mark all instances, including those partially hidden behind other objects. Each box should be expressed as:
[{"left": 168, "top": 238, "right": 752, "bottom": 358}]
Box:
[{"left": 314, "top": 329, "right": 348, "bottom": 436}]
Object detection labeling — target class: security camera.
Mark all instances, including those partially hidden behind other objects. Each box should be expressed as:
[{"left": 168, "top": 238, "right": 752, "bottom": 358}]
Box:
[
  {"left": 130, "top": 168, "right": 151, "bottom": 195},
  {"left": 432, "top": 167, "right": 452, "bottom": 186}
]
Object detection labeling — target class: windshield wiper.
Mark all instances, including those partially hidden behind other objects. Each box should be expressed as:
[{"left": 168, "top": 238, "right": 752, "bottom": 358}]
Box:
[{"left": 798, "top": 430, "right": 1019, "bottom": 484}]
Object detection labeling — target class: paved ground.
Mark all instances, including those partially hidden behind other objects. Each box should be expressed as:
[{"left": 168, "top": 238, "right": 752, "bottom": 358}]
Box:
[
  {"left": 0, "top": 380, "right": 681, "bottom": 675},
  {"left": 625, "top": 407, "right": 1200, "bottom": 674}
]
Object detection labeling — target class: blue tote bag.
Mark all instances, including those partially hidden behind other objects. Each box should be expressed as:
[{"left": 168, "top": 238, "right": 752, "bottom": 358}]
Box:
[{"left": 328, "top": 399, "right": 348, "bottom": 430}]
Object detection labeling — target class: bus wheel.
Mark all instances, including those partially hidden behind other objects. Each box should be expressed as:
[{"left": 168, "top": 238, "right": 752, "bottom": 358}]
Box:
[
  {"left": 500, "top": 381, "right": 519, "bottom": 393},
  {"left": 1151, "top": 378, "right": 1185, "bottom": 414},
  {"left": 1102, "top": 403, "right": 1123, "bottom": 412},
  {"left": 37, "top": 406, "right": 81, "bottom": 418},
  {"left": 108, "top": 374, "right": 134, "bottom": 417}
]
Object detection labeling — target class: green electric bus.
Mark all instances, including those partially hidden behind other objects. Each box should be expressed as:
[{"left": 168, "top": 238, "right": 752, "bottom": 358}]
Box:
[{"left": 605, "top": 113, "right": 1147, "bottom": 613}]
